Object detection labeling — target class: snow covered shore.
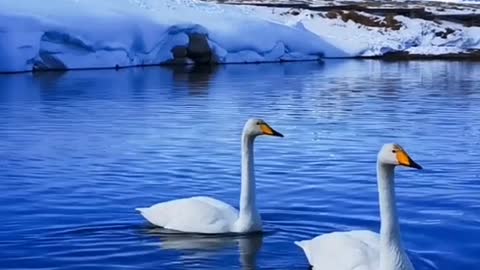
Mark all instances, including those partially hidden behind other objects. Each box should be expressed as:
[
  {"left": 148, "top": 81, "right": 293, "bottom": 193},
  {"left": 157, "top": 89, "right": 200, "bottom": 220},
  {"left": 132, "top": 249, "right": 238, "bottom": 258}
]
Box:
[{"left": 0, "top": 0, "right": 479, "bottom": 73}]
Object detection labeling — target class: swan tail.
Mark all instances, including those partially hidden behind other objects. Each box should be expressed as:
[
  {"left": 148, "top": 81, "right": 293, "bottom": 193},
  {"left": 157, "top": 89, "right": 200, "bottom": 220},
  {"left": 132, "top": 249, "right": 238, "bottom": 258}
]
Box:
[
  {"left": 294, "top": 240, "right": 306, "bottom": 248},
  {"left": 135, "top": 207, "right": 149, "bottom": 213},
  {"left": 135, "top": 207, "right": 164, "bottom": 228},
  {"left": 294, "top": 240, "right": 314, "bottom": 265}
]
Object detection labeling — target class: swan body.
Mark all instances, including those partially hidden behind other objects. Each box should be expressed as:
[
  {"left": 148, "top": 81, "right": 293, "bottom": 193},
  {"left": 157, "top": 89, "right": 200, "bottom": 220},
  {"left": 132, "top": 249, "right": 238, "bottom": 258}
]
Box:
[
  {"left": 295, "top": 230, "right": 380, "bottom": 270},
  {"left": 136, "top": 118, "right": 283, "bottom": 234},
  {"left": 136, "top": 196, "right": 239, "bottom": 234},
  {"left": 295, "top": 143, "right": 422, "bottom": 270}
]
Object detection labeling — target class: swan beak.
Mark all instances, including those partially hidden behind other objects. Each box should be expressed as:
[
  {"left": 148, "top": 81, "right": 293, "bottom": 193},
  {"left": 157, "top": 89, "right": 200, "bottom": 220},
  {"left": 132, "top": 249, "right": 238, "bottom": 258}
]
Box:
[
  {"left": 260, "top": 123, "right": 284, "bottom": 137},
  {"left": 397, "top": 150, "right": 422, "bottom": 169}
]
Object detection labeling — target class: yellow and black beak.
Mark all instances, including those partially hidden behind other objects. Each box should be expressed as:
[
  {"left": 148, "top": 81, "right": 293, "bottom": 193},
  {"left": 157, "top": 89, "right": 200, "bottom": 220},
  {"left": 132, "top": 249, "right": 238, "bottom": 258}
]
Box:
[
  {"left": 396, "top": 149, "right": 422, "bottom": 169},
  {"left": 259, "top": 123, "right": 284, "bottom": 137}
]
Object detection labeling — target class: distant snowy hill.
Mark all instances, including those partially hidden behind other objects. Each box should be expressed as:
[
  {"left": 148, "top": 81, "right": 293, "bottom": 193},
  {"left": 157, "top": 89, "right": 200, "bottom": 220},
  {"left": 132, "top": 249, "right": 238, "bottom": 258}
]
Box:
[{"left": 0, "top": 0, "right": 479, "bottom": 73}]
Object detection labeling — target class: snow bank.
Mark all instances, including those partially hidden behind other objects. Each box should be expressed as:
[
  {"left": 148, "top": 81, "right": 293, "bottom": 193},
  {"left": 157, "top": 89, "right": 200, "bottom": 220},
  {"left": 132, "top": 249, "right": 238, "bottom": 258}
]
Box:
[
  {"left": 1, "top": 0, "right": 479, "bottom": 73},
  {"left": 257, "top": 8, "right": 480, "bottom": 57},
  {"left": 0, "top": 0, "right": 346, "bottom": 73}
]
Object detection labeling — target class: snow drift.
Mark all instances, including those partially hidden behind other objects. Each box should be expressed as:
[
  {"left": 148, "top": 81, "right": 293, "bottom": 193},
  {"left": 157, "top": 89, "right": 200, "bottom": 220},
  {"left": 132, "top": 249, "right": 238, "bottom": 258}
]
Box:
[
  {"left": 1, "top": 0, "right": 479, "bottom": 73},
  {"left": 0, "top": 0, "right": 346, "bottom": 73}
]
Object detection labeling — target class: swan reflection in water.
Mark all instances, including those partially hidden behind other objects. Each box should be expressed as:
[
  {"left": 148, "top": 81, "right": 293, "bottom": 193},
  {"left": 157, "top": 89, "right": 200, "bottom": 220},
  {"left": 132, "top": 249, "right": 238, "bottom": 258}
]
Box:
[{"left": 144, "top": 227, "right": 263, "bottom": 269}]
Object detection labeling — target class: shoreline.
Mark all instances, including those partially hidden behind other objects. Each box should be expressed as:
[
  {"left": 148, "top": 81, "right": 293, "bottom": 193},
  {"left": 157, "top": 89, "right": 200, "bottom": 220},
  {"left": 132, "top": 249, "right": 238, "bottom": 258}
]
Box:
[
  {"left": 1, "top": 0, "right": 479, "bottom": 74},
  {"left": 2, "top": 55, "right": 479, "bottom": 75}
]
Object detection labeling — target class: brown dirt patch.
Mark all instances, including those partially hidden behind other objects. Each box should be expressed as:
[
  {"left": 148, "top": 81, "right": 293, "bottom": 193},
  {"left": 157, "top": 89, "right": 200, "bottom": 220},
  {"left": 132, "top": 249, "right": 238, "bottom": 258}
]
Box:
[{"left": 326, "top": 10, "right": 402, "bottom": 30}]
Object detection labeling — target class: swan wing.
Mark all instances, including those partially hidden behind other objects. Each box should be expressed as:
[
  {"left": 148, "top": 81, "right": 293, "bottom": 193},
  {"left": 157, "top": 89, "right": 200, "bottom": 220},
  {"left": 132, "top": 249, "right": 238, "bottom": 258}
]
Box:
[
  {"left": 136, "top": 196, "right": 239, "bottom": 234},
  {"left": 295, "top": 230, "right": 380, "bottom": 270}
]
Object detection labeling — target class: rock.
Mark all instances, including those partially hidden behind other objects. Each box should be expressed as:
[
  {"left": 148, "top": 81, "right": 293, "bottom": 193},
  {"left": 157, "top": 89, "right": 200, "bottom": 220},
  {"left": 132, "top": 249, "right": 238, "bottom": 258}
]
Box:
[
  {"left": 290, "top": 9, "right": 300, "bottom": 16},
  {"left": 325, "top": 10, "right": 339, "bottom": 19},
  {"left": 171, "top": 46, "right": 187, "bottom": 58},
  {"left": 32, "top": 51, "right": 67, "bottom": 71},
  {"left": 187, "top": 33, "right": 213, "bottom": 64},
  {"left": 434, "top": 27, "right": 455, "bottom": 39}
]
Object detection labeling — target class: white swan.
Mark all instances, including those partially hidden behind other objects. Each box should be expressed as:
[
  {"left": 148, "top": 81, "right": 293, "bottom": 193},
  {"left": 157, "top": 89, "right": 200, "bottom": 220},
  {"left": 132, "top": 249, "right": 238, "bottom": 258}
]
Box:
[
  {"left": 295, "top": 143, "right": 423, "bottom": 270},
  {"left": 136, "top": 118, "right": 283, "bottom": 234}
]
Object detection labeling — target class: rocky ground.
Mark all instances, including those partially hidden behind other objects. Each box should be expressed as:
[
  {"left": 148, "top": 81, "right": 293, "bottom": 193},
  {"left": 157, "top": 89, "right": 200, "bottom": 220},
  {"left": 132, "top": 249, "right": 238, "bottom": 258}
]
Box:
[
  {"left": 205, "top": 0, "right": 480, "bottom": 60},
  {"left": 208, "top": 0, "right": 480, "bottom": 26}
]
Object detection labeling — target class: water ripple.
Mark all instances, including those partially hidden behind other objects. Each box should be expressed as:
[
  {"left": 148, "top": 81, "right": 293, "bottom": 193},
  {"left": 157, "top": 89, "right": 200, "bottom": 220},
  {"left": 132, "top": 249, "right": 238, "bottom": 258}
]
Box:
[{"left": 0, "top": 60, "right": 479, "bottom": 269}]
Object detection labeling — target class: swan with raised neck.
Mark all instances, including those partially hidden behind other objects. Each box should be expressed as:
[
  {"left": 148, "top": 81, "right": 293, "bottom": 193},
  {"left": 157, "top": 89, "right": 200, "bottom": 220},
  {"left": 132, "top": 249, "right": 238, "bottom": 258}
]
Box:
[
  {"left": 294, "top": 143, "right": 423, "bottom": 270},
  {"left": 136, "top": 118, "right": 283, "bottom": 234}
]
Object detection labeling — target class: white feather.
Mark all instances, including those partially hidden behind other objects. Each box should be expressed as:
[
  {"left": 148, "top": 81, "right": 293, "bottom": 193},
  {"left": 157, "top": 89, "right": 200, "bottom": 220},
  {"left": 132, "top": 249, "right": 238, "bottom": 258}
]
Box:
[
  {"left": 136, "top": 196, "right": 238, "bottom": 234},
  {"left": 295, "top": 230, "right": 380, "bottom": 270}
]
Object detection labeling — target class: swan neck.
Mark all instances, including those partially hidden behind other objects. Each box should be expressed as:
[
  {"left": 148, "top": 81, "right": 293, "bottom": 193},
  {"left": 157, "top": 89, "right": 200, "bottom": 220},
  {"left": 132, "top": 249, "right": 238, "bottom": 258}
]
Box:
[
  {"left": 378, "top": 162, "right": 408, "bottom": 269},
  {"left": 239, "top": 132, "right": 257, "bottom": 218},
  {"left": 377, "top": 162, "right": 401, "bottom": 243}
]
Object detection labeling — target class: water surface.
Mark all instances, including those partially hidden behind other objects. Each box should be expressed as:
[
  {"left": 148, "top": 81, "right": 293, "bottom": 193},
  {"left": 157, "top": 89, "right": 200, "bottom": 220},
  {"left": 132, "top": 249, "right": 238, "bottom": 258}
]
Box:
[{"left": 0, "top": 60, "right": 479, "bottom": 269}]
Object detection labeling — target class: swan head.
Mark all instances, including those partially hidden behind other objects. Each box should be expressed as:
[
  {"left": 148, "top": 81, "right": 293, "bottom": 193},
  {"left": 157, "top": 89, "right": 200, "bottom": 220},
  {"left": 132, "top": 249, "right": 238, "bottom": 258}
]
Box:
[
  {"left": 243, "top": 118, "right": 283, "bottom": 138},
  {"left": 378, "top": 143, "right": 422, "bottom": 169}
]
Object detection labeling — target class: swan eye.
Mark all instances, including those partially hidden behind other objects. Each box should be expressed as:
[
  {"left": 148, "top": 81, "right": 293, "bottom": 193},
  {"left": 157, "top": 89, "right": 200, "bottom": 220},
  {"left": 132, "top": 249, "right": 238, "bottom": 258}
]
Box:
[
  {"left": 392, "top": 150, "right": 397, "bottom": 153},
  {"left": 256, "top": 121, "right": 261, "bottom": 125}
]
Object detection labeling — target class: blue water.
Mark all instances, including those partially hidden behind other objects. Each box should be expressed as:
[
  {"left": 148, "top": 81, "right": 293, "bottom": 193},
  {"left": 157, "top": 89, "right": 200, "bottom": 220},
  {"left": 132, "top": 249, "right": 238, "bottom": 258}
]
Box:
[{"left": 0, "top": 61, "right": 479, "bottom": 270}]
